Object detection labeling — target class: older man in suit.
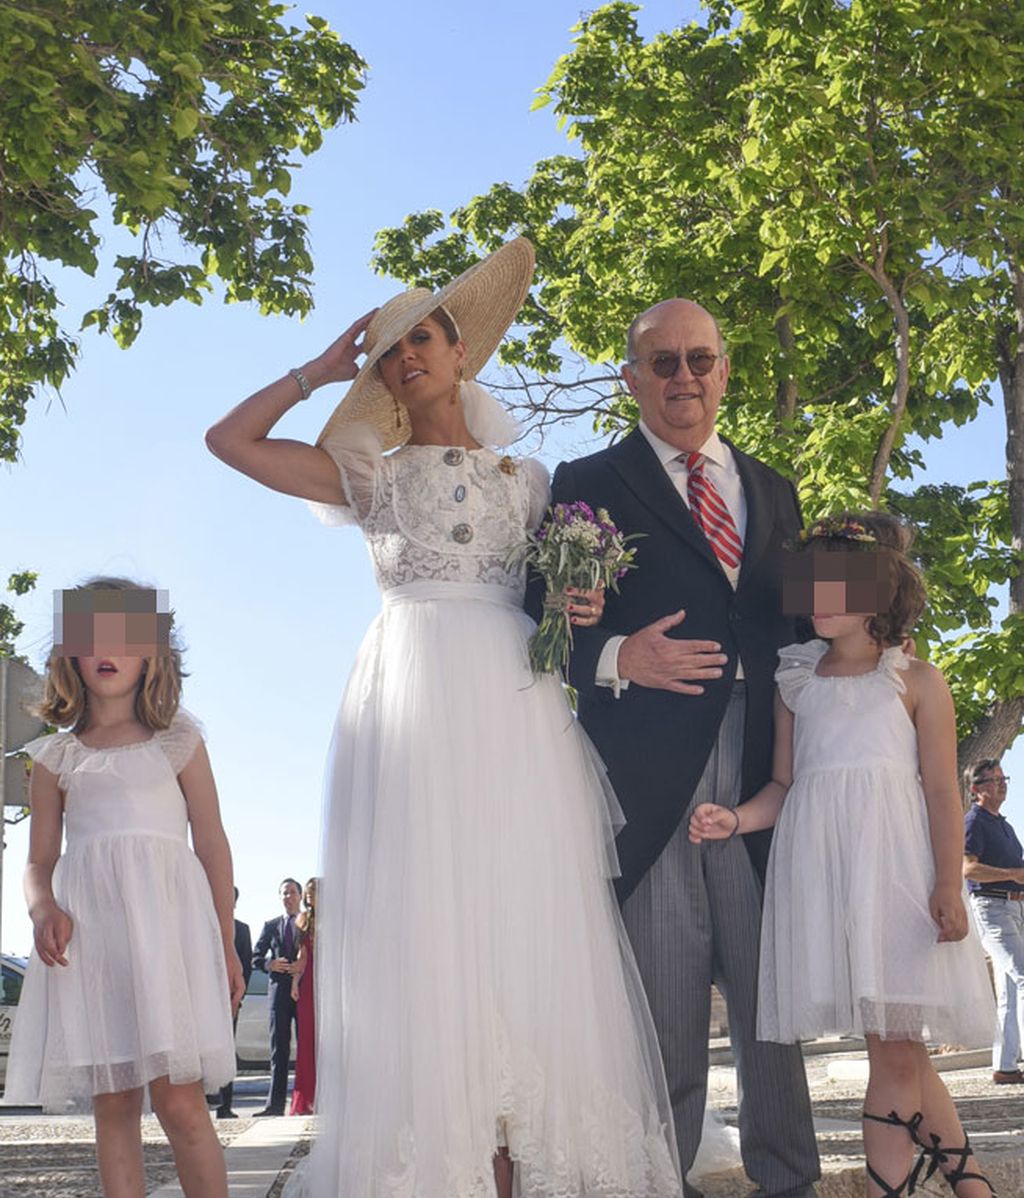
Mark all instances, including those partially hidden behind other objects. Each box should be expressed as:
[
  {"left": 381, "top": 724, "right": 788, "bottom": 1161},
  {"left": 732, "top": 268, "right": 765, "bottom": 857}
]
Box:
[
  {"left": 252, "top": 877, "right": 302, "bottom": 1116},
  {"left": 550, "top": 299, "right": 819, "bottom": 1198}
]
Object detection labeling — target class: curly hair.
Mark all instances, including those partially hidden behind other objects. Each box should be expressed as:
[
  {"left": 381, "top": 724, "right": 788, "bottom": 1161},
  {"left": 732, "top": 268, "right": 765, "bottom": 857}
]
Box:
[
  {"left": 296, "top": 877, "right": 319, "bottom": 944},
  {"left": 34, "top": 576, "right": 184, "bottom": 731},
  {"left": 799, "top": 511, "right": 926, "bottom": 647}
]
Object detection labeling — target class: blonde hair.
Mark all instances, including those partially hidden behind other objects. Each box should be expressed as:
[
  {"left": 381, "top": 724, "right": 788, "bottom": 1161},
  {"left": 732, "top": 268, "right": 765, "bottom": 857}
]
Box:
[{"left": 34, "top": 576, "right": 185, "bottom": 731}]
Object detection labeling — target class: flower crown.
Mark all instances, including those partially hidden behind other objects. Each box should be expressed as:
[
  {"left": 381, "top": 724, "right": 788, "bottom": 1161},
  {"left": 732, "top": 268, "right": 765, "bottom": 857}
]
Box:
[{"left": 796, "top": 516, "right": 878, "bottom": 547}]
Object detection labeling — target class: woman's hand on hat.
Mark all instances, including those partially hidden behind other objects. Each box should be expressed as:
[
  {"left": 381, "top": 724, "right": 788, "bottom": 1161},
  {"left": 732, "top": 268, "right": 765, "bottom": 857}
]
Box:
[{"left": 310, "top": 308, "right": 378, "bottom": 385}]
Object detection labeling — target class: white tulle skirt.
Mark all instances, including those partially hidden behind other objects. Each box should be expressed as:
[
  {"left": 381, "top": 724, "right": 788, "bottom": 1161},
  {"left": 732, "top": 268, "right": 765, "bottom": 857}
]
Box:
[
  {"left": 758, "top": 762, "right": 995, "bottom": 1047},
  {"left": 293, "top": 581, "right": 681, "bottom": 1198},
  {"left": 4, "top": 834, "right": 235, "bottom": 1111}
]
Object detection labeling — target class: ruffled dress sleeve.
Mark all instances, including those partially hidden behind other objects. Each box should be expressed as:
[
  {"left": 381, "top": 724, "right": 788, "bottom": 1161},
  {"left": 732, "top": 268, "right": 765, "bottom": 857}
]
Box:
[
  {"left": 520, "top": 457, "right": 551, "bottom": 531},
  {"left": 877, "top": 643, "right": 910, "bottom": 694},
  {"left": 774, "top": 640, "right": 828, "bottom": 711},
  {"left": 154, "top": 709, "right": 205, "bottom": 775},
  {"left": 308, "top": 421, "right": 383, "bottom": 528},
  {"left": 21, "top": 730, "right": 79, "bottom": 788}
]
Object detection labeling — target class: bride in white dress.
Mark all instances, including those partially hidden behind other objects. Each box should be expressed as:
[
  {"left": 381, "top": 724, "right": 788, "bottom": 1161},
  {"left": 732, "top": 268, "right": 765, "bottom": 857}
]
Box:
[{"left": 207, "top": 239, "right": 690, "bottom": 1198}]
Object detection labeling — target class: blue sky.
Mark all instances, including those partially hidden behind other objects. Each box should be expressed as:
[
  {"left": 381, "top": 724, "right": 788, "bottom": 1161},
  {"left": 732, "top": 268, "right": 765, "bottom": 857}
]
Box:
[{"left": 1, "top": 0, "right": 1018, "bottom": 953}]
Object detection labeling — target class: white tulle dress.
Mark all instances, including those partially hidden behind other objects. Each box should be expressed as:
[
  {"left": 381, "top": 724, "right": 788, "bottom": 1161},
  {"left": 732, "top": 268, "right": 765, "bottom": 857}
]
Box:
[
  {"left": 5, "top": 711, "right": 236, "bottom": 1111},
  {"left": 293, "top": 419, "right": 682, "bottom": 1198},
  {"left": 757, "top": 640, "right": 995, "bottom": 1047}
]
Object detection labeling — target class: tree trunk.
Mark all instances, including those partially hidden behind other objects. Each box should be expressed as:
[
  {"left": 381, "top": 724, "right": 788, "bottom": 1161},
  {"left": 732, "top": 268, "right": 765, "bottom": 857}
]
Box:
[
  {"left": 957, "top": 255, "right": 1024, "bottom": 787},
  {"left": 865, "top": 266, "right": 911, "bottom": 505},
  {"left": 773, "top": 301, "right": 799, "bottom": 431}
]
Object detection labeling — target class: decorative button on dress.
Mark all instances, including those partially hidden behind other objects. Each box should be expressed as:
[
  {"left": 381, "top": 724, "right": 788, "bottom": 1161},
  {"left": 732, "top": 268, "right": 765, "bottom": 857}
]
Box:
[
  {"left": 757, "top": 641, "right": 995, "bottom": 1047},
  {"left": 5, "top": 711, "right": 236, "bottom": 1111},
  {"left": 297, "top": 425, "right": 681, "bottom": 1198}
]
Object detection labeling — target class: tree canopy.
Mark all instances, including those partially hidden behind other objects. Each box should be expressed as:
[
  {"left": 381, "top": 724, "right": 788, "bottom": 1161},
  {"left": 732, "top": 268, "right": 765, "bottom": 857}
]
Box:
[
  {"left": 373, "top": 0, "right": 1024, "bottom": 766},
  {"left": 0, "top": 0, "right": 365, "bottom": 460}
]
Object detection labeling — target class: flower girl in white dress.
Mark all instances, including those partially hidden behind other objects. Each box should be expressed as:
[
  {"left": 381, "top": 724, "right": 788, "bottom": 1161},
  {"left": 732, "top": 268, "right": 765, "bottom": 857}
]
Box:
[
  {"left": 690, "top": 513, "right": 996, "bottom": 1198},
  {"left": 6, "top": 578, "right": 244, "bottom": 1198},
  {"left": 206, "top": 239, "right": 683, "bottom": 1198}
]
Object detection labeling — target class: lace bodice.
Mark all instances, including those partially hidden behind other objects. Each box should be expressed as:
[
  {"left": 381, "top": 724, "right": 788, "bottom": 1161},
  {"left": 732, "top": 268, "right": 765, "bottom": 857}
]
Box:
[{"left": 310, "top": 424, "right": 550, "bottom": 595}]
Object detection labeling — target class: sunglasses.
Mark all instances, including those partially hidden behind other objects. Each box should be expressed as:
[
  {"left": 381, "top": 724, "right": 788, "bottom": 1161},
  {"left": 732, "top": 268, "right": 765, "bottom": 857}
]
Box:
[
  {"left": 974, "top": 775, "right": 1009, "bottom": 786},
  {"left": 631, "top": 350, "right": 720, "bottom": 379}
]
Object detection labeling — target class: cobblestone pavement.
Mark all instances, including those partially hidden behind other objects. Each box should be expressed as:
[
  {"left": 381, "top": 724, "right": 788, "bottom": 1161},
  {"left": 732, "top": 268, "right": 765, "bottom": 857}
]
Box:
[
  {"left": 2, "top": 1057, "right": 1021, "bottom": 1197},
  {"left": 0, "top": 1113, "right": 255, "bottom": 1198}
]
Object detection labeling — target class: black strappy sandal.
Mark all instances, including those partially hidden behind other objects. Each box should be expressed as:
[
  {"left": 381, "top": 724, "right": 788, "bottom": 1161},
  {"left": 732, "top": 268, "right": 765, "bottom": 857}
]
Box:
[
  {"left": 909, "top": 1124, "right": 997, "bottom": 1196},
  {"left": 863, "top": 1110, "right": 923, "bottom": 1196}
]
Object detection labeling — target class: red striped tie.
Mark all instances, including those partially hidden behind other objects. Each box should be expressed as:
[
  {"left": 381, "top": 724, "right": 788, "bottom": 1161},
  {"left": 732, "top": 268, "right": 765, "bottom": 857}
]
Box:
[{"left": 685, "top": 452, "right": 742, "bottom": 568}]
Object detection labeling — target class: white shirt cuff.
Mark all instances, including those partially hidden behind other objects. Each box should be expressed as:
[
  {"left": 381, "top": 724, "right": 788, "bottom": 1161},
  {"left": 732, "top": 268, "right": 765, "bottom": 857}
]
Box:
[{"left": 596, "top": 636, "right": 629, "bottom": 698}]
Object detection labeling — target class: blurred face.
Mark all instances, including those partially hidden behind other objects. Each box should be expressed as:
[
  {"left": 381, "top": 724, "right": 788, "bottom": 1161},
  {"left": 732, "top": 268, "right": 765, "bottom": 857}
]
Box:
[
  {"left": 621, "top": 300, "right": 729, "bottom": 452},
  {"left": 377, "top": 318, "right": 465, "bottom": 411},
  {"left": 57, "top": 588, "right": 171, "bottom": 702},
  {"left": 304, "top": 880, "right": 317, "bottom": 908},
  {"left": 783, "top": 549, "right": 889, "bottom": 641},
  {"left": 280, "top": 881, "right": 301, "bottom": 915}
]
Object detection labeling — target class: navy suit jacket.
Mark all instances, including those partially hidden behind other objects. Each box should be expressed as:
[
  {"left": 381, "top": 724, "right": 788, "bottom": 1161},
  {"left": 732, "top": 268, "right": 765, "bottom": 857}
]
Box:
[
  {"left": 531, "top": 429, "right": 801, "bottom": 900},
  {"left": 252, "top": 915, "right": 298, "bottom": 1007}
]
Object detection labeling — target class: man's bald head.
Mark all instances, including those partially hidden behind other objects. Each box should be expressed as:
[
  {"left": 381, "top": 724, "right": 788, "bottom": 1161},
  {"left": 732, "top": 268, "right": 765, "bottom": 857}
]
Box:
[
  {"left": 620, "top": 298, "right": 730, "bottom": 452},
  {"left": 626, "top": 299, "right": 726, "bottom": 362}
]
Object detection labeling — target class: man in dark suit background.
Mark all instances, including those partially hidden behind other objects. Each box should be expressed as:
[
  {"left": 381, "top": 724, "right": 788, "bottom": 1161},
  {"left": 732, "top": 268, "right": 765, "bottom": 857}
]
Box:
[
  {"left": 549, "top": 299, "right": 819, "bottom": 1198},
  {"left": 252, "top": 877, "right": 301, "bottom": 1116},
  {"left": 212, "top": 887, "right": 252, "bottom": 1118}
]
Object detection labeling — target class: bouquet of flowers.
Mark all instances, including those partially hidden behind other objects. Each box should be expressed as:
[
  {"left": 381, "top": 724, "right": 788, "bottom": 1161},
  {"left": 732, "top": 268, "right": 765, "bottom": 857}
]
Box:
[{"left": 510, "top": 501, "right": 641, "bottom": 678}]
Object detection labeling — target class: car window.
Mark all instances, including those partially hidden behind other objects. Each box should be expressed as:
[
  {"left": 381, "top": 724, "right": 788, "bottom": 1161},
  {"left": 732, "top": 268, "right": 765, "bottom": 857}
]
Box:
[
  {"left": 246, "top": 970, "right": 268, "bottom": 996},
  {"left": 1, "top": 966, "right": 23, "bottom": 1006}
]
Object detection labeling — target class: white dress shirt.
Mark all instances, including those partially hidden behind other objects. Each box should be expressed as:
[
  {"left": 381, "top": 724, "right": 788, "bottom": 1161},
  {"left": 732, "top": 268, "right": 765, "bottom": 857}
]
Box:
[{"left": 596, "top": 422, "right": 747, "bottom": 693}]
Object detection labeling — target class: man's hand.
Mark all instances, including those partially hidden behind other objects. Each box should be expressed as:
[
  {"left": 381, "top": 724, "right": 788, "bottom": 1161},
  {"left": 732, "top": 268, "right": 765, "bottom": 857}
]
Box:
[
  {"left": 617, "top": 610, "right": 727, "bottom": 694},
  {"left": 269, "top": 956, "right": 291, "bottom": 973}
]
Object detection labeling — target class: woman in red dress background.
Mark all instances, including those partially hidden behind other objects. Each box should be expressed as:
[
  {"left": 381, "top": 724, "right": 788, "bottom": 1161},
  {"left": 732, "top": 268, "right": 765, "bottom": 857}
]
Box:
[{"left": 290, "top": 878, "right": 318, "bottom": 1115}]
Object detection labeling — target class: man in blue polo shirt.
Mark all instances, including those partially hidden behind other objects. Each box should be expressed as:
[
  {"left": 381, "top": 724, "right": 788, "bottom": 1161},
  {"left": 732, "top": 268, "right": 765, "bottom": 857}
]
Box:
[{"left": 964, "top": 758, "right": 1024, "bottom": 1084}]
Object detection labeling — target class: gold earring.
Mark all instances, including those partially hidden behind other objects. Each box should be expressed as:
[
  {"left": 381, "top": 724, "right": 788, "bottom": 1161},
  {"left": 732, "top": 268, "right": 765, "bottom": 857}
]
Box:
[{"left": 451, "top": 367, "right": 463, "bottom": 406}]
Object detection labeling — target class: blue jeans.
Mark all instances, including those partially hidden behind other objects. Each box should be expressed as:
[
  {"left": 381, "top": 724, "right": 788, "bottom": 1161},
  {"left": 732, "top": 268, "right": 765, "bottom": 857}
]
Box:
[{"left": 971, "top": 894, "right": 1024, "bottom": 1071}]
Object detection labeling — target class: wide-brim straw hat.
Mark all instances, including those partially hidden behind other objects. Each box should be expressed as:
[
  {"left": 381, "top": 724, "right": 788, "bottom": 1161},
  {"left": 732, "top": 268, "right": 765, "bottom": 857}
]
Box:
[{"left": 317, "top": 237, "right": 535, "bottom": 453}]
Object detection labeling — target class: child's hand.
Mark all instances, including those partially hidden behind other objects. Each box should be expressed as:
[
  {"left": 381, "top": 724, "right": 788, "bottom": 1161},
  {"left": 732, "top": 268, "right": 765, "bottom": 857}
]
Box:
[
  {"left": 930, "top": 885, "right": 969, "bottom": 943},
  {"left": 226, "top": 950, "right": 246, "bottom": 1014},
  {"left": 565, "top": 585, "right": 605, "bottom": 627},
  {"left": 31, "top": 901, "right": 73, "bottom": 967},
  {"left": 688, "top": 803, "right": 740, "bottom": 843}
]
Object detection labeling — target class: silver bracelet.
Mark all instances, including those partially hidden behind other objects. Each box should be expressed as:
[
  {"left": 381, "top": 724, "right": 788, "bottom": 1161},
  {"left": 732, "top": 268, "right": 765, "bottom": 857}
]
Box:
[{"left": 288, "top": 367, "right": 312, "bottom": 401}]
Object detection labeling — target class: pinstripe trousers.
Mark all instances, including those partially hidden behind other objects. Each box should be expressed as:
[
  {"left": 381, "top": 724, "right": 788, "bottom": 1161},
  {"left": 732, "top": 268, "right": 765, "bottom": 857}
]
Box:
[{"left": 622, "top": 685, "right": 820, "bottom": 1197}]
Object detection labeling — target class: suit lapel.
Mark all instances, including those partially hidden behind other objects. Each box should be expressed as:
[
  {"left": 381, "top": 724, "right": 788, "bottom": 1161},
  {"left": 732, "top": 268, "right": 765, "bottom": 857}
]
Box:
[
  {"left": 729, "top": 438, "right": 776, "bottom": 587},
  {"left": 607, "top": 430, "right": 722, "bottom": 574}
]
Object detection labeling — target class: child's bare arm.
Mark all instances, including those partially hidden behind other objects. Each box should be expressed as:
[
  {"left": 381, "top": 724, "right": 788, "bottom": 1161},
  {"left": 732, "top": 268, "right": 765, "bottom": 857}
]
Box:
[
  {"left": 24, "top": 762, "right": 73, "bottom": 966},
  {"left": 179, "top": 741, "right": 246, "bottom": 1010},
  {"left": 911, "top": 659, "right": 969, "bottom": 942},
  {"left": 690, "top": 689, "right": 793, "bottom": 841}
]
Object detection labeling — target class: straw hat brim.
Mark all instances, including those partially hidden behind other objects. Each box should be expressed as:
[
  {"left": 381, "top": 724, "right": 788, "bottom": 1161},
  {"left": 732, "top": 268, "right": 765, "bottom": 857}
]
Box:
[{"left": 317, "top": 237, "right": 535, "bottom": 453}]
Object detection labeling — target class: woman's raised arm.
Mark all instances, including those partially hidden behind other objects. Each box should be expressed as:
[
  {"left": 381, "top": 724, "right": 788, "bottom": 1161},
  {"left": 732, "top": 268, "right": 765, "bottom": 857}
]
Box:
[{"left": 205, "top": 310, "right": 376, "bottom": 503}]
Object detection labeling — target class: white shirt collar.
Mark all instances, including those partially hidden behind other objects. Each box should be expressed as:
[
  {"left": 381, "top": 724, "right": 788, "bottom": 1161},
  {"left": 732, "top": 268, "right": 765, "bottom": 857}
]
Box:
[{"left": 638, "top": 421, "right": 729, "bottom": 469}]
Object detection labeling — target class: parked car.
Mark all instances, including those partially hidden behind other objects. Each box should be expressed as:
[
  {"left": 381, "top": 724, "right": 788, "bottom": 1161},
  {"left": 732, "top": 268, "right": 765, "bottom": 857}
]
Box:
[
  {"left": 235, "top": 967, "right": 296, "bottom": 1069},
  {"left": 0, "top": 954, "right": 27, "bottom": 1090}
]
